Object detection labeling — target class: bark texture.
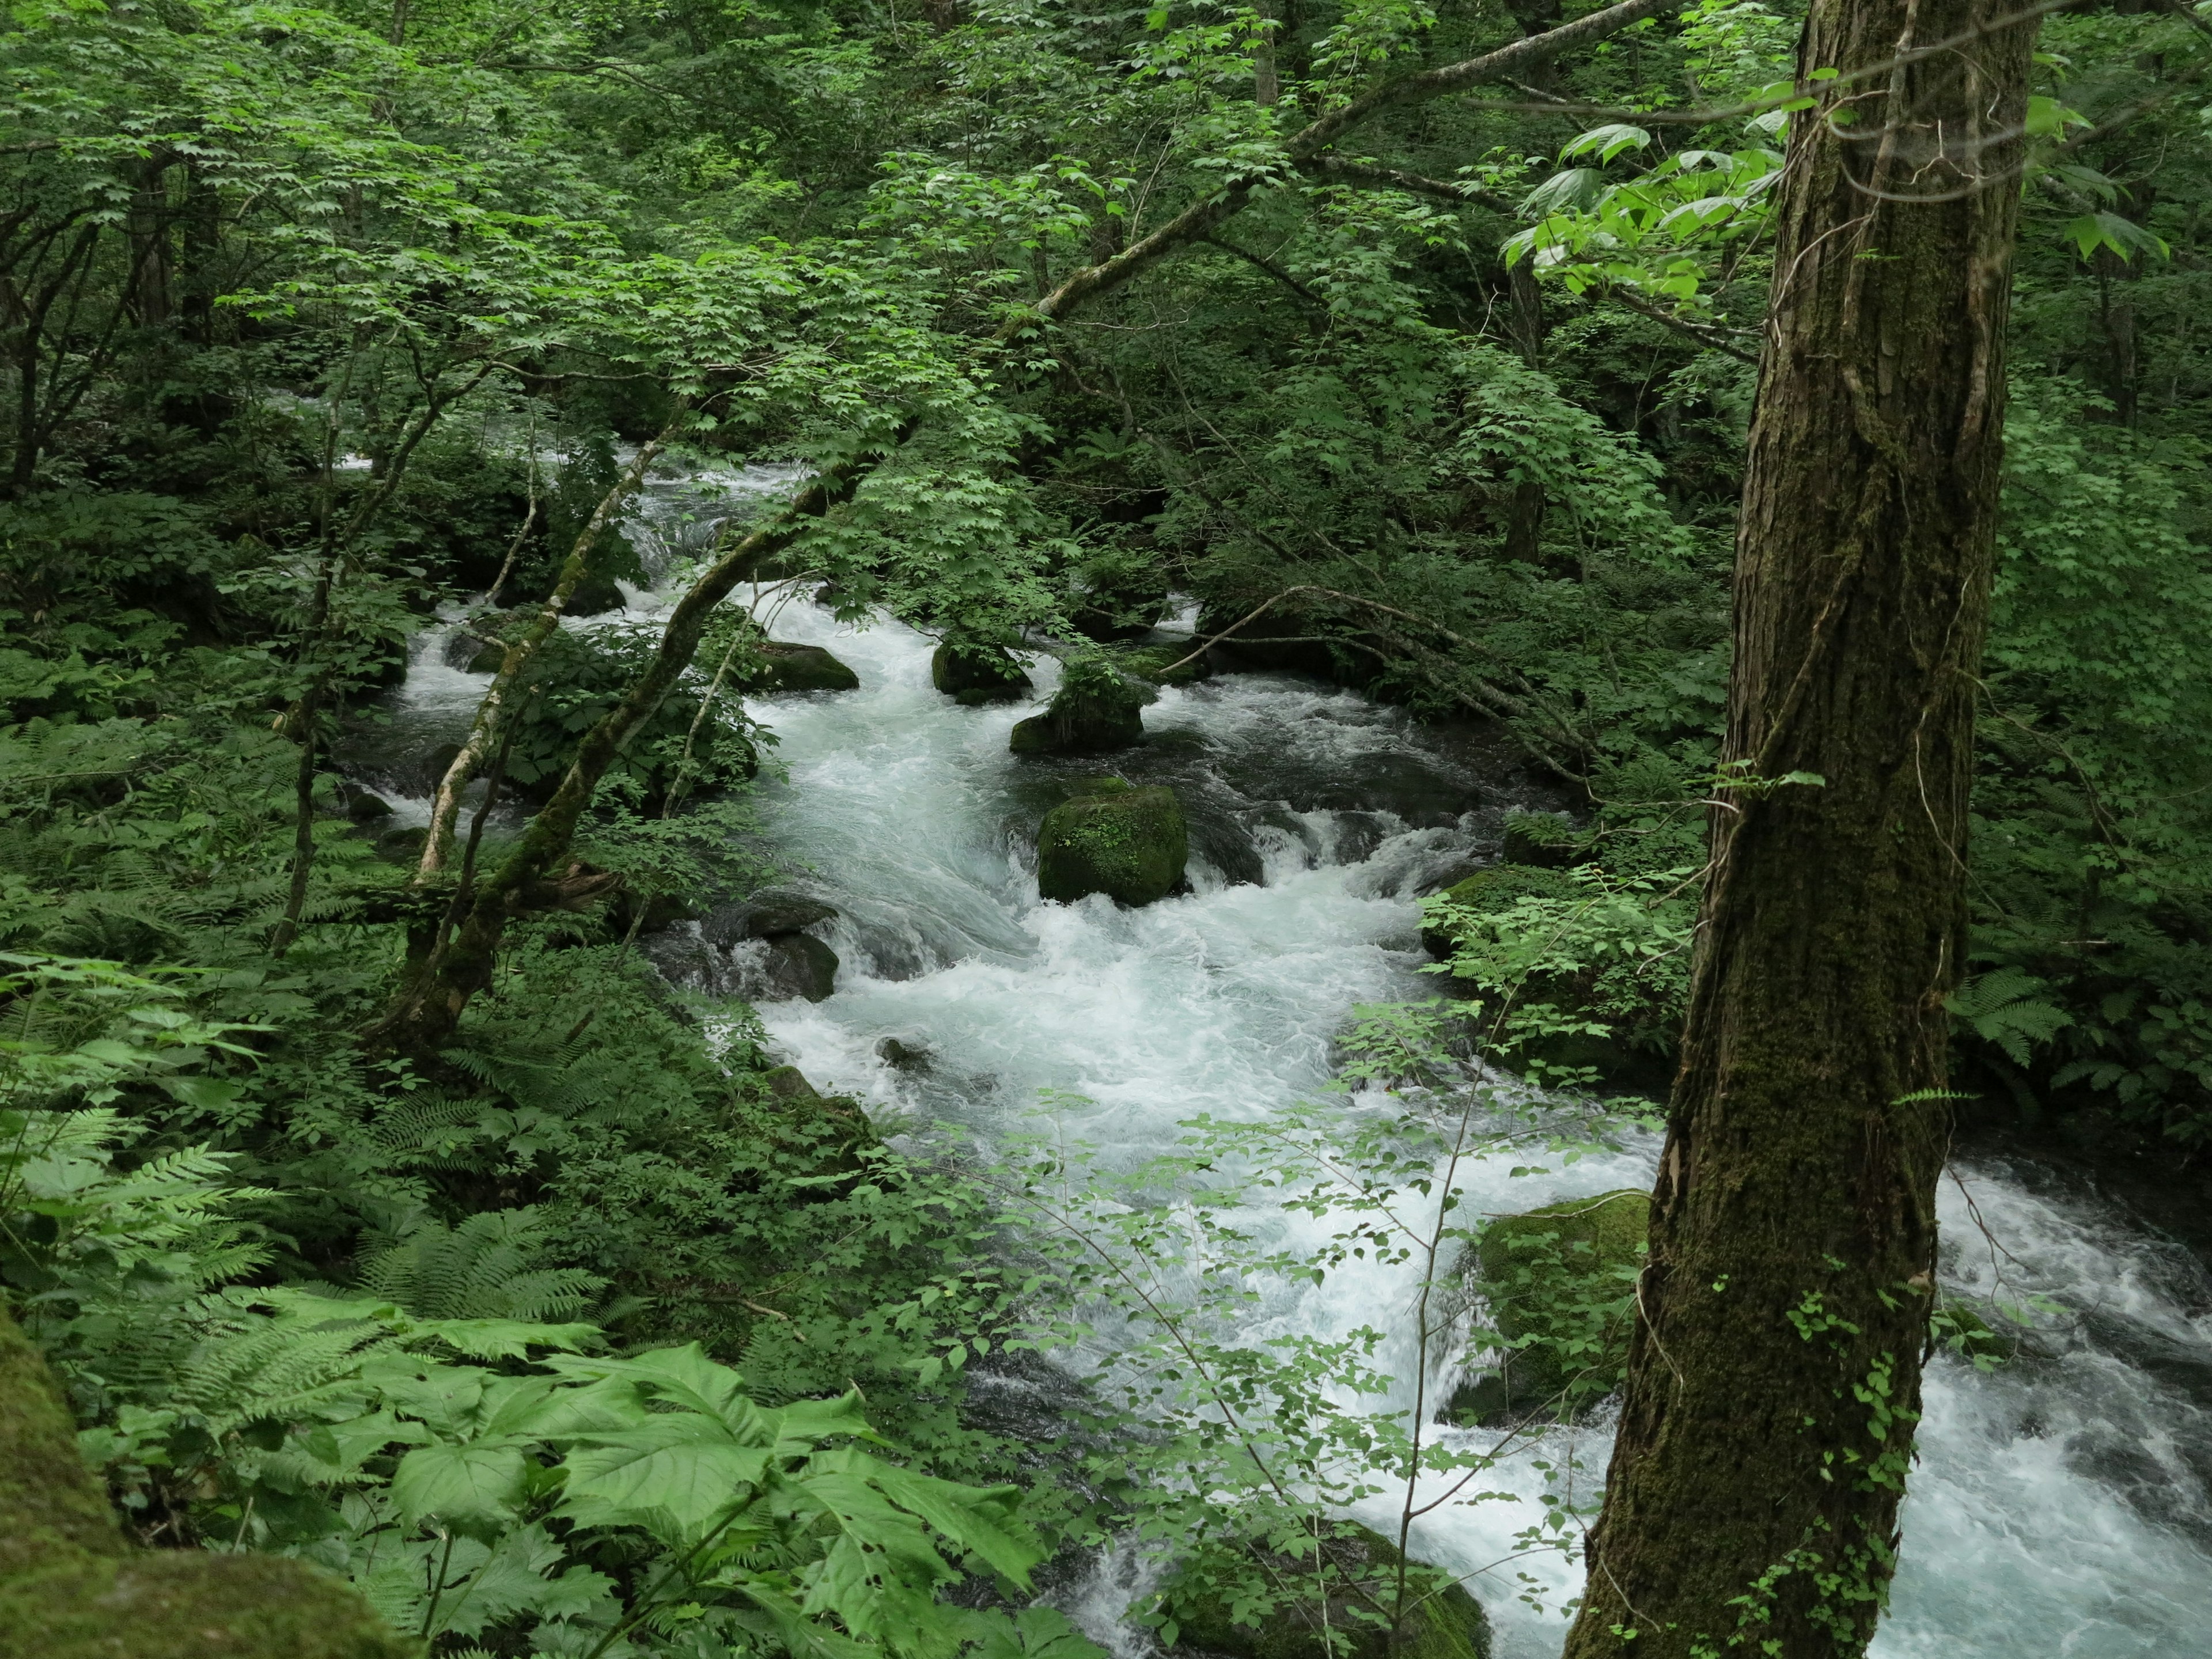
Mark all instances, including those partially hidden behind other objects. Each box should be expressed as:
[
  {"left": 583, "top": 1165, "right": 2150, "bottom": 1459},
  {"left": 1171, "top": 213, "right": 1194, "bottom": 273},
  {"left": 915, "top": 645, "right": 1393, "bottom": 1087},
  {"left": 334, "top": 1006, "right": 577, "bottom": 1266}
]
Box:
[{"left": 1562, "top": 2, "right": 2036, "bottom": 1654}]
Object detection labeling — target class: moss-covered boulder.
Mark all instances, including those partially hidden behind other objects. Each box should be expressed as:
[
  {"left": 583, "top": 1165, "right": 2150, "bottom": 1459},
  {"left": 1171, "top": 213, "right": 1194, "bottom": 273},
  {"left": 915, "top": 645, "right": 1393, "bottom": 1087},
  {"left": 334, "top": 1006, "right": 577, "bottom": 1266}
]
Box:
[
  {"left": 1116, "top": 641, "right": 1211, "bottom": 688},
  {"left": 1164, "top": 1523, "right": 1490, "bottom": 1659},
  {"left": 1418, "top": 864, "right": 1574, "bottom": 958},
  {"left": 1, "top": 1304, "right": 418, "bottom": 1659},
  {"left": 741, "top": 641, "right": 859, "bottom": 694},
  {"left": 1009, "top": 654, "right": 1152, "bottom": 755},
  {"left": 1036, "top": 779, "right": 1187, "bottom": 906},
  {"left": 1448, "top": 1188, "right": 1649, "bottom": 1425},
  {"left": 932, "top": 641, "right": 1033, "bottom": 704}
]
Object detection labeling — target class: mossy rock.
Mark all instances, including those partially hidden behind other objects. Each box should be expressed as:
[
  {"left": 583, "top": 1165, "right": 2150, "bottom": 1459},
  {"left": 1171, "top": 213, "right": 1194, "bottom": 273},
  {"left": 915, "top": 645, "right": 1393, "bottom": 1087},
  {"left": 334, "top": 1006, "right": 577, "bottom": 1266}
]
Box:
[
  {"left": 1450, "top": 1188, "right": 1649, "bottom": 1425},
  {"left": 1166, "top": 1523, "right": 1490, "bottom": 1659},
  {"left": 931, "top": 641, "right": 1032, "bottom": 703},
  {"left": 1116, "top": 642, "right": 1211, "bottom": 687},
  {"left": 1009, "top": 660, "right": 1153, "bottom": 756},
  {"left": 1036, "top": 781, "right": 1187, "bottom": 906},
  {"left": 742, "top": 641, "right": 859, "bottom": 694},
  {"left": 1419, "top": 864, "right": 1575, "bottom": 958},
  {"left": 0, "top": 1304, "right": 418, "bottom": 1659}
]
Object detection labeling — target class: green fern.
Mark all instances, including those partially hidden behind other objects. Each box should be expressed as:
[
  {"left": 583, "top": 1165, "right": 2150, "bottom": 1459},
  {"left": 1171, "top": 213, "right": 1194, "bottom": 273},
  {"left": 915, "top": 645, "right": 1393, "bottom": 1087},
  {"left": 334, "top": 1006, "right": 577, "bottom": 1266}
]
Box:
[
  {"left": 1946, "top": 968, "right": 2075, "bottom": 1066},
  {"left": 354, "top": 1208, "right": 603, "bottom": 1323}
]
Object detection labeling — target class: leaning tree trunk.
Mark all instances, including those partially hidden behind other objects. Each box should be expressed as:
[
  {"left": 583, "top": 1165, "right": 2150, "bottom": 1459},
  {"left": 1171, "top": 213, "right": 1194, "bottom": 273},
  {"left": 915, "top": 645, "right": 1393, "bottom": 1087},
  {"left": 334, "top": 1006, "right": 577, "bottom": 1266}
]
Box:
[{"left": 1562, "top": 3, "right": 2035, "bottom": 1656}]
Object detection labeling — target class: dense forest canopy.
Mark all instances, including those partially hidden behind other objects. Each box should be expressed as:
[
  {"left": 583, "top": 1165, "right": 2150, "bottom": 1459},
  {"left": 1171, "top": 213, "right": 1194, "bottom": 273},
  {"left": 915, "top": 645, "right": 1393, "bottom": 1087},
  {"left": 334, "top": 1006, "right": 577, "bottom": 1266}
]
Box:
[{"left": 3, "top": 0, "right": 2210, "bottom": 1653}]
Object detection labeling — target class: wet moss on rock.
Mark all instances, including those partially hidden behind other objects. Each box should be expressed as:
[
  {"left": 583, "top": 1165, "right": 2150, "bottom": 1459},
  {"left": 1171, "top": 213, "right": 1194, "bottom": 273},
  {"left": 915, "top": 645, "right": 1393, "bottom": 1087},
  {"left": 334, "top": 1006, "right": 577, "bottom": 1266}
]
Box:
[
  {"left": 1009, "top": 654, "right": 1153, "bottom": 755},
  {"left": 1036, "top": 779, "right": 1188, "bottom": 906},
  {"left": 1448, "top": 1188, "right": 1649, "bottom": 1425},
  {"left": 1418, "top": 864, "right": 1575, "bottom": 958},
  {"left": 1, "top": 1304, "right": 417, "bottom": 1659},
  {"left": 1164, "top": 1522, "right": 1491, "bottom": 1659},
  {"left": 740, "top": 641, "right": 859, "bottom": 694}
]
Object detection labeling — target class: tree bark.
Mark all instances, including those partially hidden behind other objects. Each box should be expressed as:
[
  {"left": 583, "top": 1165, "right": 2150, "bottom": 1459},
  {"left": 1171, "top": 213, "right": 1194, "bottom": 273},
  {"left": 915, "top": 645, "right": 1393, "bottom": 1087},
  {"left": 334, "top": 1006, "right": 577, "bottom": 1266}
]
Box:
[{"left": 1562, "top": 1, "right": 2036, "bottom": 1654}]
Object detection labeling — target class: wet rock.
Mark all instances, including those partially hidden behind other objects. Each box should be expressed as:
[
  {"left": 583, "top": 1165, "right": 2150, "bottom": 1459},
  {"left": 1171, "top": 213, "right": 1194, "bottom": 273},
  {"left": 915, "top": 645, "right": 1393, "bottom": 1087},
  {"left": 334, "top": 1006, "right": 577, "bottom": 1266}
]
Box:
[
  {"left": 1036, "top": 779, "right": 1188, "bottom": 907},
  {"left": 1115, "top": 641, "right": 1210, "bottom": 687},
  {"left": 876, "top": 1036, "right": 931, "bottom": 1070},
  {"left": 613, "top": 891, "right": 703, "bottom": 937},
  {"left": 1162, "top": 1522, "right": 1491, "bottom": 1659},
  {"left": 338, "top": 783, "right": 392, "bottom": 823},
  {"left": 931, "top": 641, "right": 1033, "bottom": 704},
  {"left": 755, "top": 934, "right": 839, "bottom": 1001},
  {"left": 419, "top": 741, "right": 463, "bottom": 794},
  {"left": 376, "top": 824, "right": 430, "bottom": 863},
  {"left": 704, "top": 893, "right": 839, "bottom": 945},
  {"left": 741, "top": 641, "right": 859, "bottom": 694},
  {"left": 1447, "top": 1188, "right": 1648, "bottom": 1426},
  {"left": 1069, "top": 578, "right": 1168, "bottom": 643}
]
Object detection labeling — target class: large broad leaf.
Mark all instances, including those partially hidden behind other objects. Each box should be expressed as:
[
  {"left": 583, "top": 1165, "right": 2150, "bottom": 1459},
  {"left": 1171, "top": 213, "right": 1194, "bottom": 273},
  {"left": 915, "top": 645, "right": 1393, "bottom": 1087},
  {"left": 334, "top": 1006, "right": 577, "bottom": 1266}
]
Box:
[
  {"left": 813, "top": 1448, "right": 1041, "bottom": 1585},
  {"left": 392, "top": 1438, "right": 531, "bottom": 1529},
  {"left": 544, "top": 1342, "right": 753, "bottom": 1423},
  {"left": 556, "top": 1415, "right": 772, "bottom": 1539}
]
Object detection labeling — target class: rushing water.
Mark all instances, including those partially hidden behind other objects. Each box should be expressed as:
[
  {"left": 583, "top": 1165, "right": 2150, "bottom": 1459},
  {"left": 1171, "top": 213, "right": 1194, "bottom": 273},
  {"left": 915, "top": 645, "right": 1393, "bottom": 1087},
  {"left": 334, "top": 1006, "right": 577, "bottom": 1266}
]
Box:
[{"left": 365, "top": 464, "right": 2212, "bottom": 1658}]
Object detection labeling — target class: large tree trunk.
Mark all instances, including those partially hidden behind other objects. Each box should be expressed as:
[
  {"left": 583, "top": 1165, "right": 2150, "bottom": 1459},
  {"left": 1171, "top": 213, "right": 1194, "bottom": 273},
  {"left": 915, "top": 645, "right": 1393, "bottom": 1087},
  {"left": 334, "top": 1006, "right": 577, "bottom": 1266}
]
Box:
[{"left": 1562, "top": 2, "right": 2035, "bottom": 1655}]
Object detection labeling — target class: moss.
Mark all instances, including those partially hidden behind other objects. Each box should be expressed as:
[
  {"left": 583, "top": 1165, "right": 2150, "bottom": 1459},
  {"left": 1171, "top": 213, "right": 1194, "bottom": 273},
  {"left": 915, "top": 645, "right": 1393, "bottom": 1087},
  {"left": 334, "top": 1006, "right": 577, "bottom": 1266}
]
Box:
[
  {"left": 743, "top": 641, "right": 859, "bottom": 694},
  {"left": 1, "top": 1304, "right": 419, "bottom": 1659},
  {"left": 1419, "top": 865, "right": 1575, "bottom": 958},
  {"left": 1453, "top": 1188, "right": 1649, "bottom": 1423},
  {"left": 1009, "top": 657, "right": 1152, "bottom": 755},
  {"left": 1166, "top": 1523, "right": 1490, "bottom": 1659},
  {"left": 1035, "top": 782, "right": 1187, "bottom": 906}
]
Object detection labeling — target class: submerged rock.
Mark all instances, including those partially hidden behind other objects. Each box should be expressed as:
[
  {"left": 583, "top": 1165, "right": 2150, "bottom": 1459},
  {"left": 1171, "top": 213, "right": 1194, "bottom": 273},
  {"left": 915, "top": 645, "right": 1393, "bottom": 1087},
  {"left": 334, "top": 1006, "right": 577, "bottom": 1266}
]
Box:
[
  {"left": 931, "top": 641, "right": 1032, "bottom": 704},
  {"left": 1035, "top": 778, "right": 1187, "bottom": 906},
  {"left": 1162, "top": 1522, "right": 1491, "bottom": 1659},
  {"left": 741, "top": 641, "right": 859, "bottom": 694},
  {"left": 876, "top": 1036, "right": 931, "bottom": 1070},
  {"left": 1448, "top": 1187, "right": 1649, "bottom": 1425}
]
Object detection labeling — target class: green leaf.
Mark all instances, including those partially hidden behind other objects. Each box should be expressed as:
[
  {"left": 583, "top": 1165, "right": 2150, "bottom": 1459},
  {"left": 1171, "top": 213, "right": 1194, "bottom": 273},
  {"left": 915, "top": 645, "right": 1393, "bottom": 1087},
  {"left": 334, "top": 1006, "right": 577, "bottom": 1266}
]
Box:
[{"left": 392, "top": 1440, "right": 532, "bottom": 1530}]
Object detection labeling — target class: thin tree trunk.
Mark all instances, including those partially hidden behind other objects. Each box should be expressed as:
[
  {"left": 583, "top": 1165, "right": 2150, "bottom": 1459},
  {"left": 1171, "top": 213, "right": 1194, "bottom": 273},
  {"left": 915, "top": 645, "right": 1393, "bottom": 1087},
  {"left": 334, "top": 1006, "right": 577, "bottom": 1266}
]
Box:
[
  {"left": 366, "top": 0, "right": 1683, "bottom": 1057},
  {"left": 416, "top": 422, "right": 676, "bottom": 878},
  {"left": 1503, "top": 259, "right": 1549, "bottom": 567},
  {"left": 1560, "top": 1, "right": 2036, "bottom": 1654}
]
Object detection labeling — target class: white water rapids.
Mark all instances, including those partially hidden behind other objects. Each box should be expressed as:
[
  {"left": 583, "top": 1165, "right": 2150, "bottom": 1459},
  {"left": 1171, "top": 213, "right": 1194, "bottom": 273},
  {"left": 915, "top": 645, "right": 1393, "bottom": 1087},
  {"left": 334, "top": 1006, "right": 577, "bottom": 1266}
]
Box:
[{"left": 365, "top": 461, "right": 2212, "bottom": 1657}]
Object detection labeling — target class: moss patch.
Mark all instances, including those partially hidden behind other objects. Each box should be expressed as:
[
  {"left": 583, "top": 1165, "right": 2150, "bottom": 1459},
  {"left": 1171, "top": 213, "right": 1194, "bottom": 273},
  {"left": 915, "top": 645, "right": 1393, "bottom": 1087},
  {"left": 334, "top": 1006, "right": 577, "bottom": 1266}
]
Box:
[
  {"left": 1036, "top": 781, "right": 1187, "bottom": 906},
  {"left": 743, "top": 641, "right": 860, "bottom": 694},
  {"left": 1165, "top": 1522, "right": 1490, "bottom": 1659},
  {"left": 931, "top": 641, "right": 1032, "bottom": 703},
  {"left": 1, "top": 1304, "right": 417, "bottom": 1659},
  {"left": 1452, "top": 1188, "right": 1649, "bottom": 1424},
  {"left": 1419, "top": 865, "right": 1575, "bottom": 958}
]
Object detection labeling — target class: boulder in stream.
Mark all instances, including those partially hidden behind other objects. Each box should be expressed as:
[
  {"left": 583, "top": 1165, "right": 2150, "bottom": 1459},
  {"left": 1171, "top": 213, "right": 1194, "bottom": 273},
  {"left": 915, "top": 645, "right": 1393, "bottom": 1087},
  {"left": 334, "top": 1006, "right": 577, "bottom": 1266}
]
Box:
[
  {"left": 741, "top": 641, "right": 859, "bottom": 694},
  {"left": 1035, "top": 778, "right": 1187, "bottom": 906},
  {"left": 756, "top": 934, "right": 840, "bottom": 1001},
  {"left": 1008, "top": 654, "right": 1152, "bottom": 755},
  {"left": 931, "top": 641, "right": 1032, "bottom": 704},
  {"left": 1447, "top": 1187, "right": 1648, "bottom": 1426},
  {"left": 1161, "top": 1522, "right": 1491, "bottom": 1659}
]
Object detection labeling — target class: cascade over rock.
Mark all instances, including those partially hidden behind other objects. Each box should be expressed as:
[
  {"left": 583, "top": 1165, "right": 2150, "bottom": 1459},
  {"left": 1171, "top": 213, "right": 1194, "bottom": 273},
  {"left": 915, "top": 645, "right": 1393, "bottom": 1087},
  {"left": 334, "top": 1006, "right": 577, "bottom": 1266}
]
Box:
[{"left": 1034, "top": 778, "right": 1187, "bottom": 906}]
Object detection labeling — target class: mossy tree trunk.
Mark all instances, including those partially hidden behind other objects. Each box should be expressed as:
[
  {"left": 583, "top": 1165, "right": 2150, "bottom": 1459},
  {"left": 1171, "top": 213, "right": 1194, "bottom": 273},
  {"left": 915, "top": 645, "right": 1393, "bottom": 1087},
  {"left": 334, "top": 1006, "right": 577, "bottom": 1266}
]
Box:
[{"left": 1562, "top": 2, "right": 2036, "bottom": 1654}]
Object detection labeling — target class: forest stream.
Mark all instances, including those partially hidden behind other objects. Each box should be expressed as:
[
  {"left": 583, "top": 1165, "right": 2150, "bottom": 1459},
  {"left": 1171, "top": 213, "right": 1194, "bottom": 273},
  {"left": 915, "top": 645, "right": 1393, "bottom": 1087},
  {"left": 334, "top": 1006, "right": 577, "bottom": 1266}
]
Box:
[{"left": 354, "top": 463, "right": 2212, "bottom": 1659}]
